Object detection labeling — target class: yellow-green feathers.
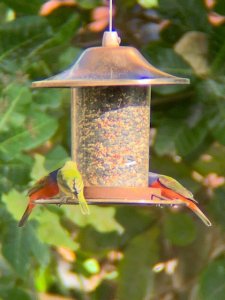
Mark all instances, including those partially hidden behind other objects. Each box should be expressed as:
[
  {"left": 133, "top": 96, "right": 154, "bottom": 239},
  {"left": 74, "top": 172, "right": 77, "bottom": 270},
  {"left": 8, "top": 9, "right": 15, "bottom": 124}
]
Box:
[{"left": 57, "top": 161, "right": 89, "bottom": 215}]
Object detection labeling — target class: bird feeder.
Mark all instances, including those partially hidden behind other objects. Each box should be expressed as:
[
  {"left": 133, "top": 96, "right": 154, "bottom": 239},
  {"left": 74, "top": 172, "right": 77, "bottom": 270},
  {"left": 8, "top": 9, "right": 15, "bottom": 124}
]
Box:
[{"left": 32, "top": 30, "right": 189, "bottom": 205}]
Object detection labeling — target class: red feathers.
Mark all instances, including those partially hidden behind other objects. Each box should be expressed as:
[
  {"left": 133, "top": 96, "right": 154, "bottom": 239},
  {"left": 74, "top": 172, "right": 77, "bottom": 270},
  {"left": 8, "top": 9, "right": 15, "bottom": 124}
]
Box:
[{"left": 18, "top": 170, "right": 59, "bottom": 227}]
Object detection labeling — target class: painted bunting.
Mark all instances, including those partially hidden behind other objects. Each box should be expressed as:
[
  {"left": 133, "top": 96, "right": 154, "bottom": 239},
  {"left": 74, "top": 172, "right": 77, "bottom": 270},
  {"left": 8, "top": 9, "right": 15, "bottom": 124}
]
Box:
[
  {"left": 18, "top": 169, "right": 59, "bottom": 227},
  {"left": 149, "top": 172, "right": 212, "bottom": 227},
  {"left": 57, "top": 160, "right": 90, "bottom": 215}
]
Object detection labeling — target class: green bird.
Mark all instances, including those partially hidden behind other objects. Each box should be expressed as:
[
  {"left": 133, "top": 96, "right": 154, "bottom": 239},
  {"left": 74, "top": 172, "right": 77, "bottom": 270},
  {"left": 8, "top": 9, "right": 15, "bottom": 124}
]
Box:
[
  {"left": 57, "top": 160, "right": 89, "bottom": 215},
  {"left": 149, "top": 172, "right": 212, "bottom": 227}
]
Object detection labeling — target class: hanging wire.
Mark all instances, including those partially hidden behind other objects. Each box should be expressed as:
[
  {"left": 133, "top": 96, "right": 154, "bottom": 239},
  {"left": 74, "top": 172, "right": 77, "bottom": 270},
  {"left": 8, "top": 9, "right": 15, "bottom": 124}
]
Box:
[{"left": 109, "top": 0, "right": 113, "bottom": 31}]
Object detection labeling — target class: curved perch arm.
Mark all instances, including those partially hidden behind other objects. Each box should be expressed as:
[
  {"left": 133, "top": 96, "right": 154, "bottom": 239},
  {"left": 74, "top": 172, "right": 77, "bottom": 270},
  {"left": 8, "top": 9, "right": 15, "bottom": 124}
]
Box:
[{"left": 33, "top": 197, "right": 186, "bottom": 206}]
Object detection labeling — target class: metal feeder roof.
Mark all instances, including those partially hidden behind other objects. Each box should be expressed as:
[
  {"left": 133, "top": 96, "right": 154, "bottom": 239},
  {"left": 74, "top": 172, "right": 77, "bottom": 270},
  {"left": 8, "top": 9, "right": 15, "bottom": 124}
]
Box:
[{"left": 32, "top": 31, "right": 190, "bottom": 88}]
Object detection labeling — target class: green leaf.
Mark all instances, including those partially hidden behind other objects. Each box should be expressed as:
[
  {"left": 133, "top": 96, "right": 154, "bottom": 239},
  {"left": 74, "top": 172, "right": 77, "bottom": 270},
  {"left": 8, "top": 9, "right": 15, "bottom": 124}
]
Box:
[
  {"left": 2, "top": 189, "right": 27, "bottom": 221},
  {"left": 193, "top": 143, "right": 225, "bottom": 176},
  {"left": 25, "top": 15, "right": 80, "bottom": 63},
  {"left": 64, "top": 206, "right": 124, "bottom": 234},
  {"left": 196, "top": 79, "right": 225, "bottom": 144},
  {"left": 199, "top": 259, "right": 225, "bottom": 300},
  {"left": 174, "top": 31, "right": 209, "bottom": 76},
  {"left": 210, "top": 118, "right": 225, "bottom": 145},
  {"left": 58, "top": 46, "right": 81, "bottom": 70},
  {"left": 0, "top": 156, "right": 32, "bottom": 192},
  {"left": 33, "top": 89, "right": 63, "bottom": 111},
  {"left": 158, "top": 0, "right": 211, "bottom": 41},
  {"left": 214, "top": 0, "right": 225, "bottom": 15},
  {"left": 30, "top": 154, "right": 47, "bottom": 182},
  {"left": 209, "top": 188, "right": 225, "bottom": 229},
  {"left": 0, "top": 83, "right": 31, "bottom": 132},
  {"left": 0, "top": 112, "right": 58, "bottom": 161},
  {"left": 45, "top": 145, "right": 68, "bottom": 171},
  {"left": 138, "top": 0, "right": 158, "bottom": 8},
  {"left": 0, "top": 16, "right": 50, "bottom": 54},
  {"left": 37, "top": 210, "right": 79, "bottom": 250},
  {"left": 0, "top": 287, "right": 32, "bottom": 300},
  {"left": 175, "top": 120, "right": 208, "bottom": 156},
  {"left": 76, "top": 0, "right": 101, "bottom": 9},
  {"left": 164, "top": 213, "right": 197, "bottom": 246},
  {"left": 78, "top": 227, "right": 120, "bottom": 254},
  {"left": 144, "top": 44, "right": 193, "bottom": 79},
  {"left": 1, "top": 0, "right": 42, "bottom": 14},
  {"left": 154, "top": 119, "right": 182, "bottom": 156},
  {"left": 208, "top": 106, "right": 225, "bottom": 146},
  {"left": 117, "top": 228, "right": 159, "bottom": 300},
  {"left": 116, "top": 207, "right": 155, "bottom": 246},
  {"left": 210, "top": 24, "right": 225, "bottom": 74},
  {"left": 1, "top": 221, "right": 48, "bottom": 277},
  {"left": 0, "top": 17, "right": 51, "bottom": 74}
]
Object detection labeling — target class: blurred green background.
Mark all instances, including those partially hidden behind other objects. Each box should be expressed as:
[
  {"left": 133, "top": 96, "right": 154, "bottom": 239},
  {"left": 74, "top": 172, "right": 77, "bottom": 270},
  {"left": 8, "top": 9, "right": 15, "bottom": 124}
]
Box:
[{"left": 0, "top": 0, "right": 225, "bottom": 299}]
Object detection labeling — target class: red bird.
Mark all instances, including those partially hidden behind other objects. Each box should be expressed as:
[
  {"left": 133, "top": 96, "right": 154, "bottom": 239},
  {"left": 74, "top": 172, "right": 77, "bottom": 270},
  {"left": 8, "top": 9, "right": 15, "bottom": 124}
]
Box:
[
  {"left": 18, "top": 169, "right": 59, "bottom": 227},
  {"left": 148, "top": 172, "right": 212, "bottom": 226}
]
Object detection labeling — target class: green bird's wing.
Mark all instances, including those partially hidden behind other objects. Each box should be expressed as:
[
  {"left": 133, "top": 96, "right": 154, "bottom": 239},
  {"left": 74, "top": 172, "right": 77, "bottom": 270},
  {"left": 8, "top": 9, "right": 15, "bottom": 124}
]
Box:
[
  {"left": 57, "top": 169, "right": 72, "bottom": 195},
  {"left": 57, "top": 161, "right": 89, "bottom": 214},
  {"left": 57, "top": 166, "right": 83, "bottom": 195},
  {"left": 73, "top": 176, "right": 84, "bottom": 195},
  {"left": 159, "top": 175, "right": 196, "bottom": 201}
]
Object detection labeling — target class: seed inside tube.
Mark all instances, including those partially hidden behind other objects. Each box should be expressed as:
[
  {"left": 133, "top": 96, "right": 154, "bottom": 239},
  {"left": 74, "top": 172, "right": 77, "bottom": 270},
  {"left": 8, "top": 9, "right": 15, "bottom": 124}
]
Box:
[{"left": 74, "top": 86, "right": 150, "bottom": 187}]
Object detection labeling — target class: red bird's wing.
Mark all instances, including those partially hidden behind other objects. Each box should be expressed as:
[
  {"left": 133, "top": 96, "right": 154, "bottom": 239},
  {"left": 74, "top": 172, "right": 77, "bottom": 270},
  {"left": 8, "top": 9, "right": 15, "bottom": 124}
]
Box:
[
  {"left": 28, "top": 174, "right": 59, "bottom": 200},
  {"left": 28, "top": 176, "right": 49, "bottom": 197}
]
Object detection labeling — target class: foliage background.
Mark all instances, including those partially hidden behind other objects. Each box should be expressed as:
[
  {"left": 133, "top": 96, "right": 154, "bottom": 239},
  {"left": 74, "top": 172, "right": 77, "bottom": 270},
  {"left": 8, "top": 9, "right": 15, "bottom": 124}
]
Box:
[{"left": 0, "top": 0, "right": 225, "bottom": 299}]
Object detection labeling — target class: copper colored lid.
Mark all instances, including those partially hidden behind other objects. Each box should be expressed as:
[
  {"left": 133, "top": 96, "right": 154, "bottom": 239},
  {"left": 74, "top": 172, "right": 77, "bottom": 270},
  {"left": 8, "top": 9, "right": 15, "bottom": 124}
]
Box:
[{"left": 32, "top": 31, "right": 190, "bottom": 88}]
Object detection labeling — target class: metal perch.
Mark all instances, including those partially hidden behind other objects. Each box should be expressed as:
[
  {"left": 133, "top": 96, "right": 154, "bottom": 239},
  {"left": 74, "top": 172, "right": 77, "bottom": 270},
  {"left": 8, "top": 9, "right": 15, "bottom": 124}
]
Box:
[
  {"left": 33, "top": 198, "right": 186, "bottom": 206},
  {"left": 33, "top": 187, "right": 186, "bottom": 206}
]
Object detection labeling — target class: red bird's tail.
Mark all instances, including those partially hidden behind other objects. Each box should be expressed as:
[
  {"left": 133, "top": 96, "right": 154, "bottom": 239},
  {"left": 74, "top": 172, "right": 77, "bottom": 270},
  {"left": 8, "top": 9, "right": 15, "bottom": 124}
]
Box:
[
  {"left": 185, "top": 200, "right": 212, "bottom": 227},
  {"left": 18, "top": 205, "right": 34, "bottom": 227}
]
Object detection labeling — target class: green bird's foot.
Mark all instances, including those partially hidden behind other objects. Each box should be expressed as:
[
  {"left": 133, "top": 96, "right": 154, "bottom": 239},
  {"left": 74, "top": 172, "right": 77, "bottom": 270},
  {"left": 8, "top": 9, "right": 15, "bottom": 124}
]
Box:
[{"left": 58, "top": 196, "right": 71, "bottom": 207}]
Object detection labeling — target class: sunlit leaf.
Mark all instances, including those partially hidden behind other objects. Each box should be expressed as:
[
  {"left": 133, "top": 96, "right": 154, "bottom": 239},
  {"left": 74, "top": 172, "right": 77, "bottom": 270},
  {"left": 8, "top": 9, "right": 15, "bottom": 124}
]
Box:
[
  {"left": 83, "top": 258, "right": 100, "bottom": 274},
  {"left": 30, "top": 154, "right": 47, "bottom": 182},
  {"left": 37, "top": 210, "right": 79, "bottom": 250},
  {"left": 2, "top": 189, "right": 27, "bottom": 221},
  {"left": 174, "top": 31, "right": 209, "bottom": 76},
  {"left": 64, "top": 205, "right": 124, "bottom": 234},
  {"left": 138, "top": 0, "right": 158, "bottom": 8},
  {"left": 0, "top": 112, "right": 58, "bottom": 161}
]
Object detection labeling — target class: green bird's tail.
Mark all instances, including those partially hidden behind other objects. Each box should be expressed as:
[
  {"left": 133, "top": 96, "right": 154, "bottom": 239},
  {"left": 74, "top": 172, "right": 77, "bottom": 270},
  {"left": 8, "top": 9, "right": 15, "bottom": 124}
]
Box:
[{"left": 78, "top": 191, "right": 90, "bottom": 215}]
